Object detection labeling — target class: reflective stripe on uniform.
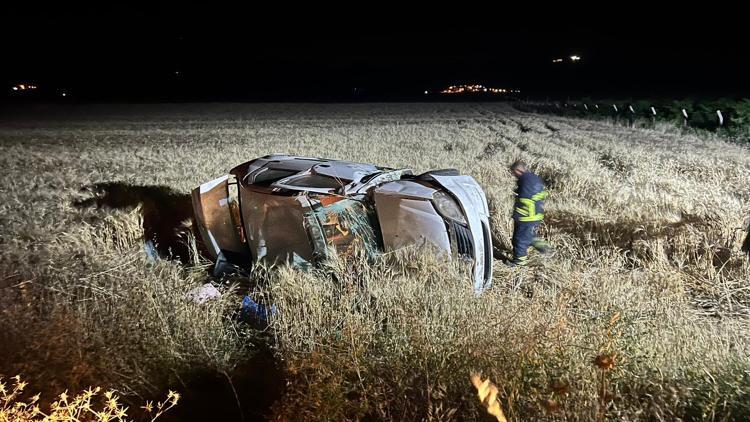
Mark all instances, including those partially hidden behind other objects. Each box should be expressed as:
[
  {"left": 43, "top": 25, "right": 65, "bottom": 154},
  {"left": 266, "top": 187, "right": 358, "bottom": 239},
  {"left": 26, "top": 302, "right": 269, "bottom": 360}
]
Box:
[
  {"left": 519, "top": 213, "right": 544, "bottom": 222},
  {"left": 532, "top": 237, "right": 551, "bottom": 248},
  {"left": 518, "top": 198, "right": 536, "bottom": 215},
  {"left": 516, "top": 198, "right": 543, "bottom": 222},
  {"left": 531, "top": 190, "right": 548, "bottom": 201}
]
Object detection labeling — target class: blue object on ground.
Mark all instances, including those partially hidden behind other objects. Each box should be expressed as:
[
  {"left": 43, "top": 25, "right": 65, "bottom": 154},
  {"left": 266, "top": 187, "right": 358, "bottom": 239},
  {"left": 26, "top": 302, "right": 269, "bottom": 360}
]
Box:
[{"left": 241, "top": 295, "right": 277, "bottom": 324}]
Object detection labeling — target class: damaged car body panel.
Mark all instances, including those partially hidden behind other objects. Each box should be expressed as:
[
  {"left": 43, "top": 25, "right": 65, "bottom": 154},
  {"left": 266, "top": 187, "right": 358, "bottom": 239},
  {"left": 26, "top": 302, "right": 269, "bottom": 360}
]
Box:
[
  {"left": 239, "top": 188, "right": 315, "bottom": 267},
  {"left": 191, "top": 175, "right": 251, "bottom": 266},
  {"left": 192, "top": 154, "right": 494, "bottom": 292},
  {"left": 372, "top": 180, "right": 451, "bottom": 253}
]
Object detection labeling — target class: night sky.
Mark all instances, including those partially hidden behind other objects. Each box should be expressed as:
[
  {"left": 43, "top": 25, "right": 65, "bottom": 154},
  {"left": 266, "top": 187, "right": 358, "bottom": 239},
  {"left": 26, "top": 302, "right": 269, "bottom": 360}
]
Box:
[{"left": 2, "top": 10, "right": 748, "bottom": 101}]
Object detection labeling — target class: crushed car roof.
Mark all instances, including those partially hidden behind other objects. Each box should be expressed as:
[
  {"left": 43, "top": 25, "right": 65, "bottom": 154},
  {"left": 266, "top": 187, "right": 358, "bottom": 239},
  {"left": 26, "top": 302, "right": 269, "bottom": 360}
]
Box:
[{"left": 231, "top": 154, "right": 412, "bottom": 195}]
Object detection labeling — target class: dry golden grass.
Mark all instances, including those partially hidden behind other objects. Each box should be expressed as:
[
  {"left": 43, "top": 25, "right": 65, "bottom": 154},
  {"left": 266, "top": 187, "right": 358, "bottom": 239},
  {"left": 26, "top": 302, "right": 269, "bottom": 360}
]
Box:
[
  {"left": 0, "top": 375, "right": 178, "bottom": 421},
  {"left": 471, "top": 373, "right": 507, "bottom": 422},
  {"left": 1, "top": 103, "right": 749, "bottom": 420}
]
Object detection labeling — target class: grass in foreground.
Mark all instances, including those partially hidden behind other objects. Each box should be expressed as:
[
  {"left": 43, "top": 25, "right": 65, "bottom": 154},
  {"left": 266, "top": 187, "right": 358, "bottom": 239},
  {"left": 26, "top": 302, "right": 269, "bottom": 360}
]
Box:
[{"left": 1, "top": 375, "right": 179, "bottom": 421}]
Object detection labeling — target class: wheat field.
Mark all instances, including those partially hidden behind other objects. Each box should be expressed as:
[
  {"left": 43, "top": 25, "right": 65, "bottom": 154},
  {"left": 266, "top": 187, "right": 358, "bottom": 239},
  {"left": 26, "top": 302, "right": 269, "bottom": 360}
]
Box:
[{"left": 1, "top": 103, "right": 749, "bottom": 420}]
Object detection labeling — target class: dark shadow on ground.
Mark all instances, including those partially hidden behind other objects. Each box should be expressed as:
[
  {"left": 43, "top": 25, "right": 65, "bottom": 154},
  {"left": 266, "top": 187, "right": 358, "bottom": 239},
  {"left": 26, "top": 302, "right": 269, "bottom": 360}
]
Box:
[
  {"left": 160, "top": 345, "right": 285, "bottom": 422},
  {"left": 491, "top": 230, "right": 513, "bottom": 261},
  {"left": 73, "top": 182, "right": 208, "bottom": 263},
  {"left": 74, "top": 183, "right": 284, "bottom": 420}
]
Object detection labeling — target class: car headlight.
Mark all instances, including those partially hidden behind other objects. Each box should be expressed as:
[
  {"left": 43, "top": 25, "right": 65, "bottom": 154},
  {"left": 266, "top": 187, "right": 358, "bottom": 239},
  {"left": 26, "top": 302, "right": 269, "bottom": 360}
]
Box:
[{"left": 432, "top": 191, "right": 467, "bottom": 225}]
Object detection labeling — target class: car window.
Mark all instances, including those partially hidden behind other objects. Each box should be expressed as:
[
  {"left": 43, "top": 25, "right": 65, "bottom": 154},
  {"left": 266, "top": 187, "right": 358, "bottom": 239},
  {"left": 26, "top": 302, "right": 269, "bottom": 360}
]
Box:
[
  {"left": 253, "top": 169, "right": 297, "bottom": 186},
  {"left": 284, "top": 174, "right": 350, "bottom": 189}
]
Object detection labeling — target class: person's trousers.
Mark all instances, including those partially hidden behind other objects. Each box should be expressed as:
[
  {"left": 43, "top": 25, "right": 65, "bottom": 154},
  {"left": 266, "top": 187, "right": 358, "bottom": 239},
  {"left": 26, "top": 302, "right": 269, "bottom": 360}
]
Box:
[{"left": 512, "top": 220, "right": 544, "bottom": 262}]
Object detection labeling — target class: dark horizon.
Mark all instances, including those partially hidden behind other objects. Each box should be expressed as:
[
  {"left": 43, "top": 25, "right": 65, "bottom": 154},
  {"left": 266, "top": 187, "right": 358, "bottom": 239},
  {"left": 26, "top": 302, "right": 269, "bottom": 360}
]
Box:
[{"left": 3, "top": 11, "right": 749, "bottom": 102}]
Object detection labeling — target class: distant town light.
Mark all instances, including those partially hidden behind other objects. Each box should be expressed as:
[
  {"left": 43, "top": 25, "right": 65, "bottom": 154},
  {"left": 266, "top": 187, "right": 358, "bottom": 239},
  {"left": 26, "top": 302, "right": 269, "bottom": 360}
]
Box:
[
  {"left": 12, "top": 84, "right": 38, "bottom": 91},
  {"left": 424, "top": 90, "right": 428, "bottom": 95},
  {"left": 570, "top": 55, "right": 581, "bottom": 61},
  {"left": 62, "top": 92, "right": 67, "bottom": 97},
  {"left": 552, "top": 58, "right": 563, "bottom": 63},
  {"left": 440, "top": 84, "right": 518, "bottom": 95}
]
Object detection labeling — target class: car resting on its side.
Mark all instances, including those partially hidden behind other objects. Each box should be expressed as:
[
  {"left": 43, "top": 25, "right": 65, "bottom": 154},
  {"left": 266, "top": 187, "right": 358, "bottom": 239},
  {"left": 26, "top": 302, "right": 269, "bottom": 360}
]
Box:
[{"left": 192, "top": 154, "right": 493, "bottom": 293}]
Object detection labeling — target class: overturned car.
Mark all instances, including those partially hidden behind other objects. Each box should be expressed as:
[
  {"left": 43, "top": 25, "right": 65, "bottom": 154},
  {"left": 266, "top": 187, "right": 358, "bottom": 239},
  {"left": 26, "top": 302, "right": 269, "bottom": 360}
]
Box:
[{"left": 192, "top": 155, "right": 493, "bottom": 292}]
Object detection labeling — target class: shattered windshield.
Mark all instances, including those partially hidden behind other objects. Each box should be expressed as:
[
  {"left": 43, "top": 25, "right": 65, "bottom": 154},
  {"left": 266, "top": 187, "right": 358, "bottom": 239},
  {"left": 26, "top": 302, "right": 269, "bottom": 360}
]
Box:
[{"left": 308, "top": 196, "right": 380, "bottom": 259}]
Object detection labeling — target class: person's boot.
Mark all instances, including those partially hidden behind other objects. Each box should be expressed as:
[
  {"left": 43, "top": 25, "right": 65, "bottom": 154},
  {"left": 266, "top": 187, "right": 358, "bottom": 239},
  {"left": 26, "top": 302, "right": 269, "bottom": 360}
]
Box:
[{"left": 505, "top": 256, "right": 528, "bottom": 267}]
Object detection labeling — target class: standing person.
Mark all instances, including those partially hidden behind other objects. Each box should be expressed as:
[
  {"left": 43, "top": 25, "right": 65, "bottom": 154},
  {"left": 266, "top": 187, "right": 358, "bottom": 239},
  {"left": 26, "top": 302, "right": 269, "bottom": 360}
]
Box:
[{"left": 507, "top": 160, "right": 552, "bottom": 267}]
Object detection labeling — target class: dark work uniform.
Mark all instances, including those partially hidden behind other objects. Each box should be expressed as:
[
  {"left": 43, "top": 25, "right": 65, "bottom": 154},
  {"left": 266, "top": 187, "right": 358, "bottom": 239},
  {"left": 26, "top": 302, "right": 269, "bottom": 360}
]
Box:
[{"left": 511, "top": 171, "right": 550, "bottom": 265}]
